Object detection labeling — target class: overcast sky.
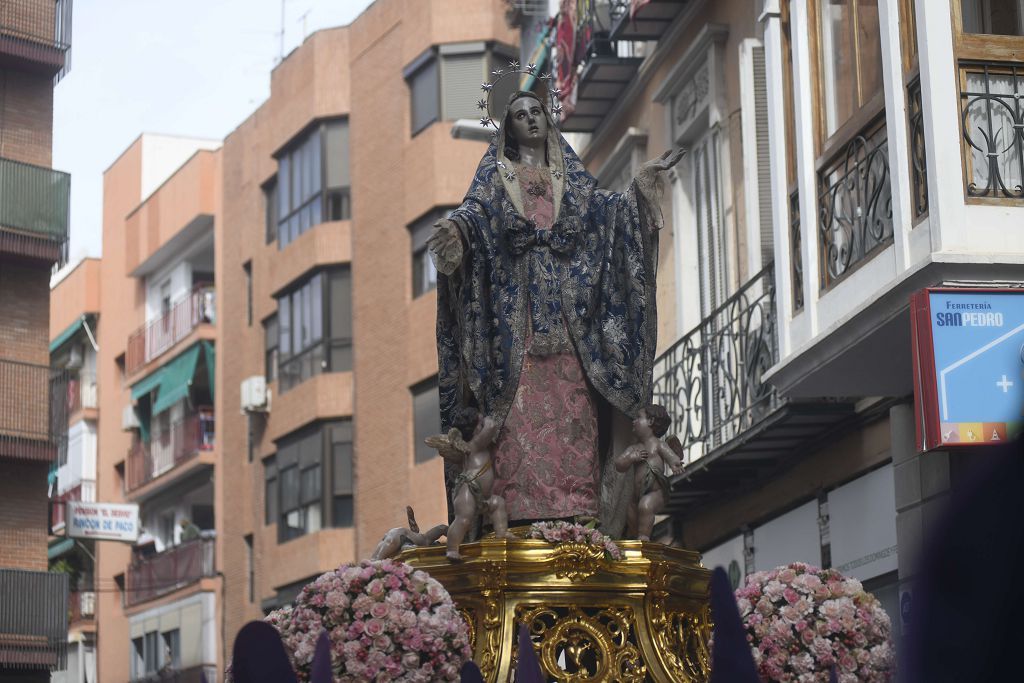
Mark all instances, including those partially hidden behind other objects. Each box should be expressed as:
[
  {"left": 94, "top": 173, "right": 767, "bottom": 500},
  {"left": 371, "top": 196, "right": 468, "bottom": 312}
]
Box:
[{"left": 53, "top": 0, "right": 376, "bottom": 260}]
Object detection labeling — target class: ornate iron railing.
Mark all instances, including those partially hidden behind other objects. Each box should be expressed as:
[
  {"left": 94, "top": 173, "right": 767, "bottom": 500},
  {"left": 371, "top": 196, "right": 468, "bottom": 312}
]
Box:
[
  {"left": 907, "top": 76, "right": 928, "bottom": 218},
  {"left": 0, "top": 359, "right": 68, "bottom": 464},
  {"left": 817, "top": 124, "right": 893, "bottom": 290},
  {"left": 125, "top": 284, "right": 214, "bottom": 376},
  {"left": 0, "top": 0, "right": 73, "bottom": 81},
  {"left": 126, "top": 408, "right": 214, "bottom": 492},
  {"left": 959, "top": 61, "right": 1024, "bottom": 199},
  {"left": 0, "top": 568, "right": 68, "bottom": 670},
  {"left": 0, "top": 156, "right": 71, "bottom": 265},
  {"left": 125, "top": 537, "right": 215, "bottom": 607},
  {"left": 789, "top": 189, "right": 803, "bottom": 311},
  {"left": 652, "top": 264, "right": 781, "bottom": 465}
]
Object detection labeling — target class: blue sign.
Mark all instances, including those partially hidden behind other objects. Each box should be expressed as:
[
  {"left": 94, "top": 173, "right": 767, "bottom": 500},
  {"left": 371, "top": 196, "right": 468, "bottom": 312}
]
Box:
[{"left": 929, "top": 290, "right": 1024, "bottom": 445}]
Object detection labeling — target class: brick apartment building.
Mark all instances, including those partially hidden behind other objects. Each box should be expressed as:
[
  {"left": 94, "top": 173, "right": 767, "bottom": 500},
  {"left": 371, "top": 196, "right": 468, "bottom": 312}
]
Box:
[
  {"left": 0, "top": 0, "right": 74, "bottom": 681},
  {"left": 48, "top": 1, "right": 515, "bottom": 680}
]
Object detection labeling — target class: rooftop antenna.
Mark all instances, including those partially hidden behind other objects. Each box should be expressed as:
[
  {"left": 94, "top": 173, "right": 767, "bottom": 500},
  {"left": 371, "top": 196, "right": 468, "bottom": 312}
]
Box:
[{"left": 297, "top": 8, "right": 312, "bottom": 42}]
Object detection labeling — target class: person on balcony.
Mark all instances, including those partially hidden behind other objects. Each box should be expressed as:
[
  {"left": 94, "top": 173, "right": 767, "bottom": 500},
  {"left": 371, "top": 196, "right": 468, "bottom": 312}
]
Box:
[
  {"left": 428, "top": 87, "right": 683, "bottom": 537},
  {"left": 179, "top": 518, "right": 201, "bottom": 543}
]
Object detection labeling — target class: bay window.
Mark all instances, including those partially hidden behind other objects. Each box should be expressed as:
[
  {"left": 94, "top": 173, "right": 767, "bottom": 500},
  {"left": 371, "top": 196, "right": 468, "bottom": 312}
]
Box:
[{"left": 276, "top": 267, "right": 352, "bottom": 393}]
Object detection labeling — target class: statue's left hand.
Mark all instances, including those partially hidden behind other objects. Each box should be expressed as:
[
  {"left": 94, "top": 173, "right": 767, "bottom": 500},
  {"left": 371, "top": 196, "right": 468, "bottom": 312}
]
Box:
[{"left": 639, "top": 148, "right": 686, "bottom": 177}]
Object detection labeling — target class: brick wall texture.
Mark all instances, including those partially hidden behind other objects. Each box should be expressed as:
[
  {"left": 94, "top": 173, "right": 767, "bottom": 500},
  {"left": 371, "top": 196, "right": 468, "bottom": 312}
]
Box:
[{"left": 0, "top": 68, "right": 54, "bottom": 168}]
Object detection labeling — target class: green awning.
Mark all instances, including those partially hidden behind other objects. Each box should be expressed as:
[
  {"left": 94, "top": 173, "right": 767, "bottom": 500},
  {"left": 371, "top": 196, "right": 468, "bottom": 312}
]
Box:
[
  {"left": 152, "top": 344, "right": 203, "bottom": 415},
  {"left": 131, "top": 368, "right": 166, "bottom": 402},
  {"left": 520, "top": 25, "right": 552, "bottom": 93},
  {"left": 48, "top": 537, "right": 74, "bottom": 560},
  {"left": 202, "top": 341, "right": 215, "bottom": 401},
  {"left": 49, "top": 316, "right": 85, "bottom": 353}
]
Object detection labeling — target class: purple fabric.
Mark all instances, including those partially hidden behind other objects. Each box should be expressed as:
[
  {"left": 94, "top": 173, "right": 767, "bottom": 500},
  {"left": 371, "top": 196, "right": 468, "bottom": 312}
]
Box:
[
  {"left": 230, "top": 621, "right": 298, "bottom": 683},
  {"left": 516, "top": 624, "right": 545, "bottom": 683},
  {"left": 708, "top": 567, "right": 760, "bottom": 683},
  {"left": 310, "top": 630, "right": 331, "bottom": 683}
]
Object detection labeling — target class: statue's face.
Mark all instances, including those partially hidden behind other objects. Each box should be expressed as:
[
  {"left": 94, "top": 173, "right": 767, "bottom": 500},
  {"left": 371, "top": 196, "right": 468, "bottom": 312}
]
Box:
[{"left": 507, "top": 97, "right": 547, "bottom": 149}]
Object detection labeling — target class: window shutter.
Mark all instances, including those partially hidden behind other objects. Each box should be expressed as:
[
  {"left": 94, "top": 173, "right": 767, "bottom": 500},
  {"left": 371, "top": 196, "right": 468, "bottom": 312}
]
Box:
[
  {"left": 442, "top": 53, "right": 485, "bottom": 121},
  {"left": 410, "top": 59, "right": 440, "bottom": 134},
  {"left": 753, "top": 44, "right": 774, "bottom": 266}
]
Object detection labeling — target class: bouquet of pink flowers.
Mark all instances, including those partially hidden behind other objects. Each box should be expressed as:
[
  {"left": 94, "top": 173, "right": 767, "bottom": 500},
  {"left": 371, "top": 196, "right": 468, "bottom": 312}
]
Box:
[
  {"left": 734, "top": 563, "right": 895, "bottom": 682},
  {"left": 239, "top": 559, "right": 471, "bottom": 682},
  {"left": 526, "top": 520, "right": 623, "bottom": 560}
]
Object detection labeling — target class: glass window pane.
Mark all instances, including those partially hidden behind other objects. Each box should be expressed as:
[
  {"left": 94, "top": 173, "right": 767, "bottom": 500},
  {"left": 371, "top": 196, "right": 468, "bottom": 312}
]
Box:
[
  {"left": 305, "top": 502, "right": 322, "bottom": 533},
  {"left": 819, "top": 0, "right": 856, "bottom": 138},
  {"left": 311, "top": 195, "right": 322, "bottom": 226},
  {"left": 300, "top": 464, "right": 321, "bottom": 505},
  {"left": 265, "top": 475, "right": 277, "bottom": 525},
  {"left": 962, "top": 0, "right": 1024, "bottom": 36},
  {"left": 278, "top": 297, "right": 291, "bottom": 356},
  {"left": 324, "top": 120, "right": 350, "bottom": 189},
  {"left": 333, "top": 496, "right": 354, "bottom": 527},
  {"left": 311, "top": 274, "right": 324, "bottom": 343},
  {"left": 332, "top": 441, "right": 353, "bottom": 495},
  {"left": 412, "top": 381, "right": 440, "bottom": 463},
  {"left": 293, "top": 287, "right": 304, "bottom": 353},
  {"left": 310, "top": 128, "right": 322, "bottom": 195},
  {"left": 855, "top": 0, "right": 883, "bottom": 106},
  {"left": 278, "top": 157, "right": 291, "bottom": 217},
  {"left": 329, "top": 268, "right": 352, "bottom": 339},
  {"left": 264, "top": 315, "right": 278, "bottom": 350},
  {"left": 281, "top": 466, "right": 299, "bottom": 511}
]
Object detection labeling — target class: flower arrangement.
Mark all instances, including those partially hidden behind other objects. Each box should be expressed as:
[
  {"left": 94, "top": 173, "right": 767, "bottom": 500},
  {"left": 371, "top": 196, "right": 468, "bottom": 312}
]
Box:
[
  {"left": 235, "top": 559, "right": 471, "bottom": 682},
  {"left": 734, "top": 562, "right": 895, "bottom": 682},
  {"left": 526, "top": 520, "right": 623, "bottom": 560}
]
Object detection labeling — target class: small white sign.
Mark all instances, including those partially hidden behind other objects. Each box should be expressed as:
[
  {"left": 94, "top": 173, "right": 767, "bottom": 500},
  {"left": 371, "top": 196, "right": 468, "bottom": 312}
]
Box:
[{"left": 67, "top": 501, "right": 140, "bottom": 542}]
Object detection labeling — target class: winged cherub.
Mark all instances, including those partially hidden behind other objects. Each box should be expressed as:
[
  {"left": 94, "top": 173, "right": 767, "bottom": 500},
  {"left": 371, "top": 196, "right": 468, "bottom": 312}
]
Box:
[{"left": 426, "top": 407, "right": 515, "bottom": 561}]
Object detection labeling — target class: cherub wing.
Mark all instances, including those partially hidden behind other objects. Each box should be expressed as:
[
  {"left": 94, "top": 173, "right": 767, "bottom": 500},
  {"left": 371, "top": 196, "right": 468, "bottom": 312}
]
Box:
[
  {"left": 423, "top": 427, "right": 469, "bottom": 464},
  {"left": 666, "top": 435, "right": 686, "bottom": 464}
]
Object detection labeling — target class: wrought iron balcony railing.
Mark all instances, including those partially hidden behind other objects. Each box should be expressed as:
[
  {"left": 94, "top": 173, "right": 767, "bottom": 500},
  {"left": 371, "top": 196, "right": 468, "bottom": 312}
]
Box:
[
  {"left": 959, "top": 61, "right": 1024, "bottom": 199},
  {"left": 0, "top": 568, "right": 68, "bottom": 670},
  {"left": 907, "top": 75, "right": 928, "bottom": 218},
  {"left": 0, "top": 156, "right": 71, "bottom": 265},
  {"left": 125, "top": 408, "right": 214, "bottom": 492},
  {"left": 652, "top": 264, "right": 781, "bottom": 465},
  {"left": 0, "top": 359, "right": 68, "bottom": 464},
  {"left": 789, "top": 189, "right": 803, "bottom": 312},
  {"left": 68, "top": 589, "right": 95, "bottom": 624},
  {"left": 817, "top": 122, "right": 893, "bottom": 291},
  {"left": 126, "top": 284, "right": 214, "bottom": 376},
  {"left": 125, "top": 537, "right": 215, "bottom": 607},
  {"left": 0, "top": 0, "right": 72, "bottom": 80}
]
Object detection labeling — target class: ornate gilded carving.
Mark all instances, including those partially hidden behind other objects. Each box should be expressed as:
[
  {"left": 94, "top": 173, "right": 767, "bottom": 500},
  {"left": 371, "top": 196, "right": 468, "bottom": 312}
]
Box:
[
  {"left": 551, "top": 542, "right": 605, "bottom": 582},
  {"left": 397, "top": 537, "right": 710, "bottom": 681}
]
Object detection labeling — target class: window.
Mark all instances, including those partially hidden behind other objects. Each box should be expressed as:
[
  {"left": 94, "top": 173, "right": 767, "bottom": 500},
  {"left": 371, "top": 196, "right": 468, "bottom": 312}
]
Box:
[
  {"left": 277, "top": 268, "right": 352, "bottom": 393},
  {"left": 244, "top": 534, "right": 254, "bottom": 603},
  {"left": 243, "top": 261, "right": 253, "bottom": 326},
  {"left": 130, "top": 631, "right": 159, "bottom": 680},
  {"left": 693, "top": 130, "right": 729, "bottom": 318},
  {"left": 264, "top": 455, "right": 277, "bottom": 526},
  {"left": 412, "top": 378, "right": 440, "bottom": 463},
  {"left": 277, "top": 119, "right": 351, "bottom": 249},
  {"left": 161, "top": 629, "right": 180, "bottom": 671},
  {"left": 409, "top": 208, "right": 454, "bottom": 297},
  {"left": 270, "top": 421, "right": 353, "bottom": 543},
  {"left": 405, "top": 42, "right": 516, "bottom": 135},
  {"left": 813, "top": 0, "right": 884, "bottom": 144},
  {"left": 264, "top": 177, "right": 278, "bottom": 244},
  {"left": 961, "top": 0, "right": 1024, "bottom": 36},
  {"left": 264, "top": 315, "right": 278, "bottom": 383}
]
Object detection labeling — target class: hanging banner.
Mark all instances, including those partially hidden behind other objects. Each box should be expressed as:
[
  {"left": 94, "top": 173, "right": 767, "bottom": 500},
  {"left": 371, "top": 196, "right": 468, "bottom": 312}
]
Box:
[
  {"left": 911, "top": 288, "right": 1024, "bottom": 451},
  {"left": 67, "top": 501, "right": 140, "bottom": 542}
]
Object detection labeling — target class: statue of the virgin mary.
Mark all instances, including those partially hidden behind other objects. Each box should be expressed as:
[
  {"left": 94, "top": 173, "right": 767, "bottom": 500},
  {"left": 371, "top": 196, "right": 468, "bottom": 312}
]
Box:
[{"left": 429, "top": 81, "right": 683, "bottom": 538}]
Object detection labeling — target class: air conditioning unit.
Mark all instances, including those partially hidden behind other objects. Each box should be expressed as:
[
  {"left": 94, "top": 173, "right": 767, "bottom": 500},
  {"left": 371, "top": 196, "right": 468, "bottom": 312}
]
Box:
[
  {"left": 240, "top": 376, "right": 269, "bottom": 413},
  {"left": 122, "top": 405, "right": 140, "bottom": 431}
]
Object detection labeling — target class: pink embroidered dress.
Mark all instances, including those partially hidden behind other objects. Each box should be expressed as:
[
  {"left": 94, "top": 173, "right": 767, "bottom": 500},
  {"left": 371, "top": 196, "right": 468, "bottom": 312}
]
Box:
[{"left": 490, "top": 162, "right": 600, "bottom": 521}]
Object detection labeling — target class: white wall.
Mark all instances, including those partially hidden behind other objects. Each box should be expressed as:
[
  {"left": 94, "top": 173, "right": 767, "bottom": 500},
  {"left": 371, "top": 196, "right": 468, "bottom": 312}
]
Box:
[
  {"left": 752, "top": 499, "right": 821, "bottom": 572},
  {"left": 828, "top": 464, "right": 898, "bottom": 582}
]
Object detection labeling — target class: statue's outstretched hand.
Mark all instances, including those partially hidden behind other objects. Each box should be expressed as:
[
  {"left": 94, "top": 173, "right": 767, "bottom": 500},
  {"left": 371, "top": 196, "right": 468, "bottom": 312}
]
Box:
[
  {"left": 427, "top": 218, "right": 464, "bottom": 276},
  {"left": 637, "top": 148, "right": 686, "bottom": 183}
]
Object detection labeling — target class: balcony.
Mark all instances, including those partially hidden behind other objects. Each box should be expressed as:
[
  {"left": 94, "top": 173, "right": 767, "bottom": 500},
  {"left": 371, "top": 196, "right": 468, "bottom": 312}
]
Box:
[
  {"left": 0, "top": 569, "right": 68, "bottom": 670},
  {"left": 0, "top": 359, "right": 68, "bottom": 464},
  {"left": 958, "top": 60, "right": 1024, "bottom": 200},
  {"left": 125, "top": 408, "right": 214, "bottom": 493},
  {"left": 609, "top": 0, "right": 689, "bottom": 41},
  {"left": 652, "top": 265, "right": 854, "bottom": 515},
  {"left": 126, "top": 284, "right": 215, "bottom": 376},
  {"left": 125, "top": 537, "right": 215, "bottom": 607},
  {"left": 0, "top": 156, "right": 71, "bottom": 265},
  {"left": 0, "top": 0, "right": 72, "bottom": 80},
  {"left": 67, "top": 370, "right": 98, "bottom": 416},
  {"left": 51, "top": 479, "right": 95, "bottom": 531},
  {"left": 68, "top": 589, "right": 95, "bottom": 626}
]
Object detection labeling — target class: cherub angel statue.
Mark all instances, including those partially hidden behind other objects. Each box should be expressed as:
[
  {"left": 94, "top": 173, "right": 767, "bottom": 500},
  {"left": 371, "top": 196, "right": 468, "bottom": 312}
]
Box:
[
  {"left": 613, "top": 404, "right": 686, "bottom": 541},
  {"left": 369, "top": 506, "right": 448, "bottom": 561},
  {"left": 425, "top": 407, "right": 515, "bottom": 561}
]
